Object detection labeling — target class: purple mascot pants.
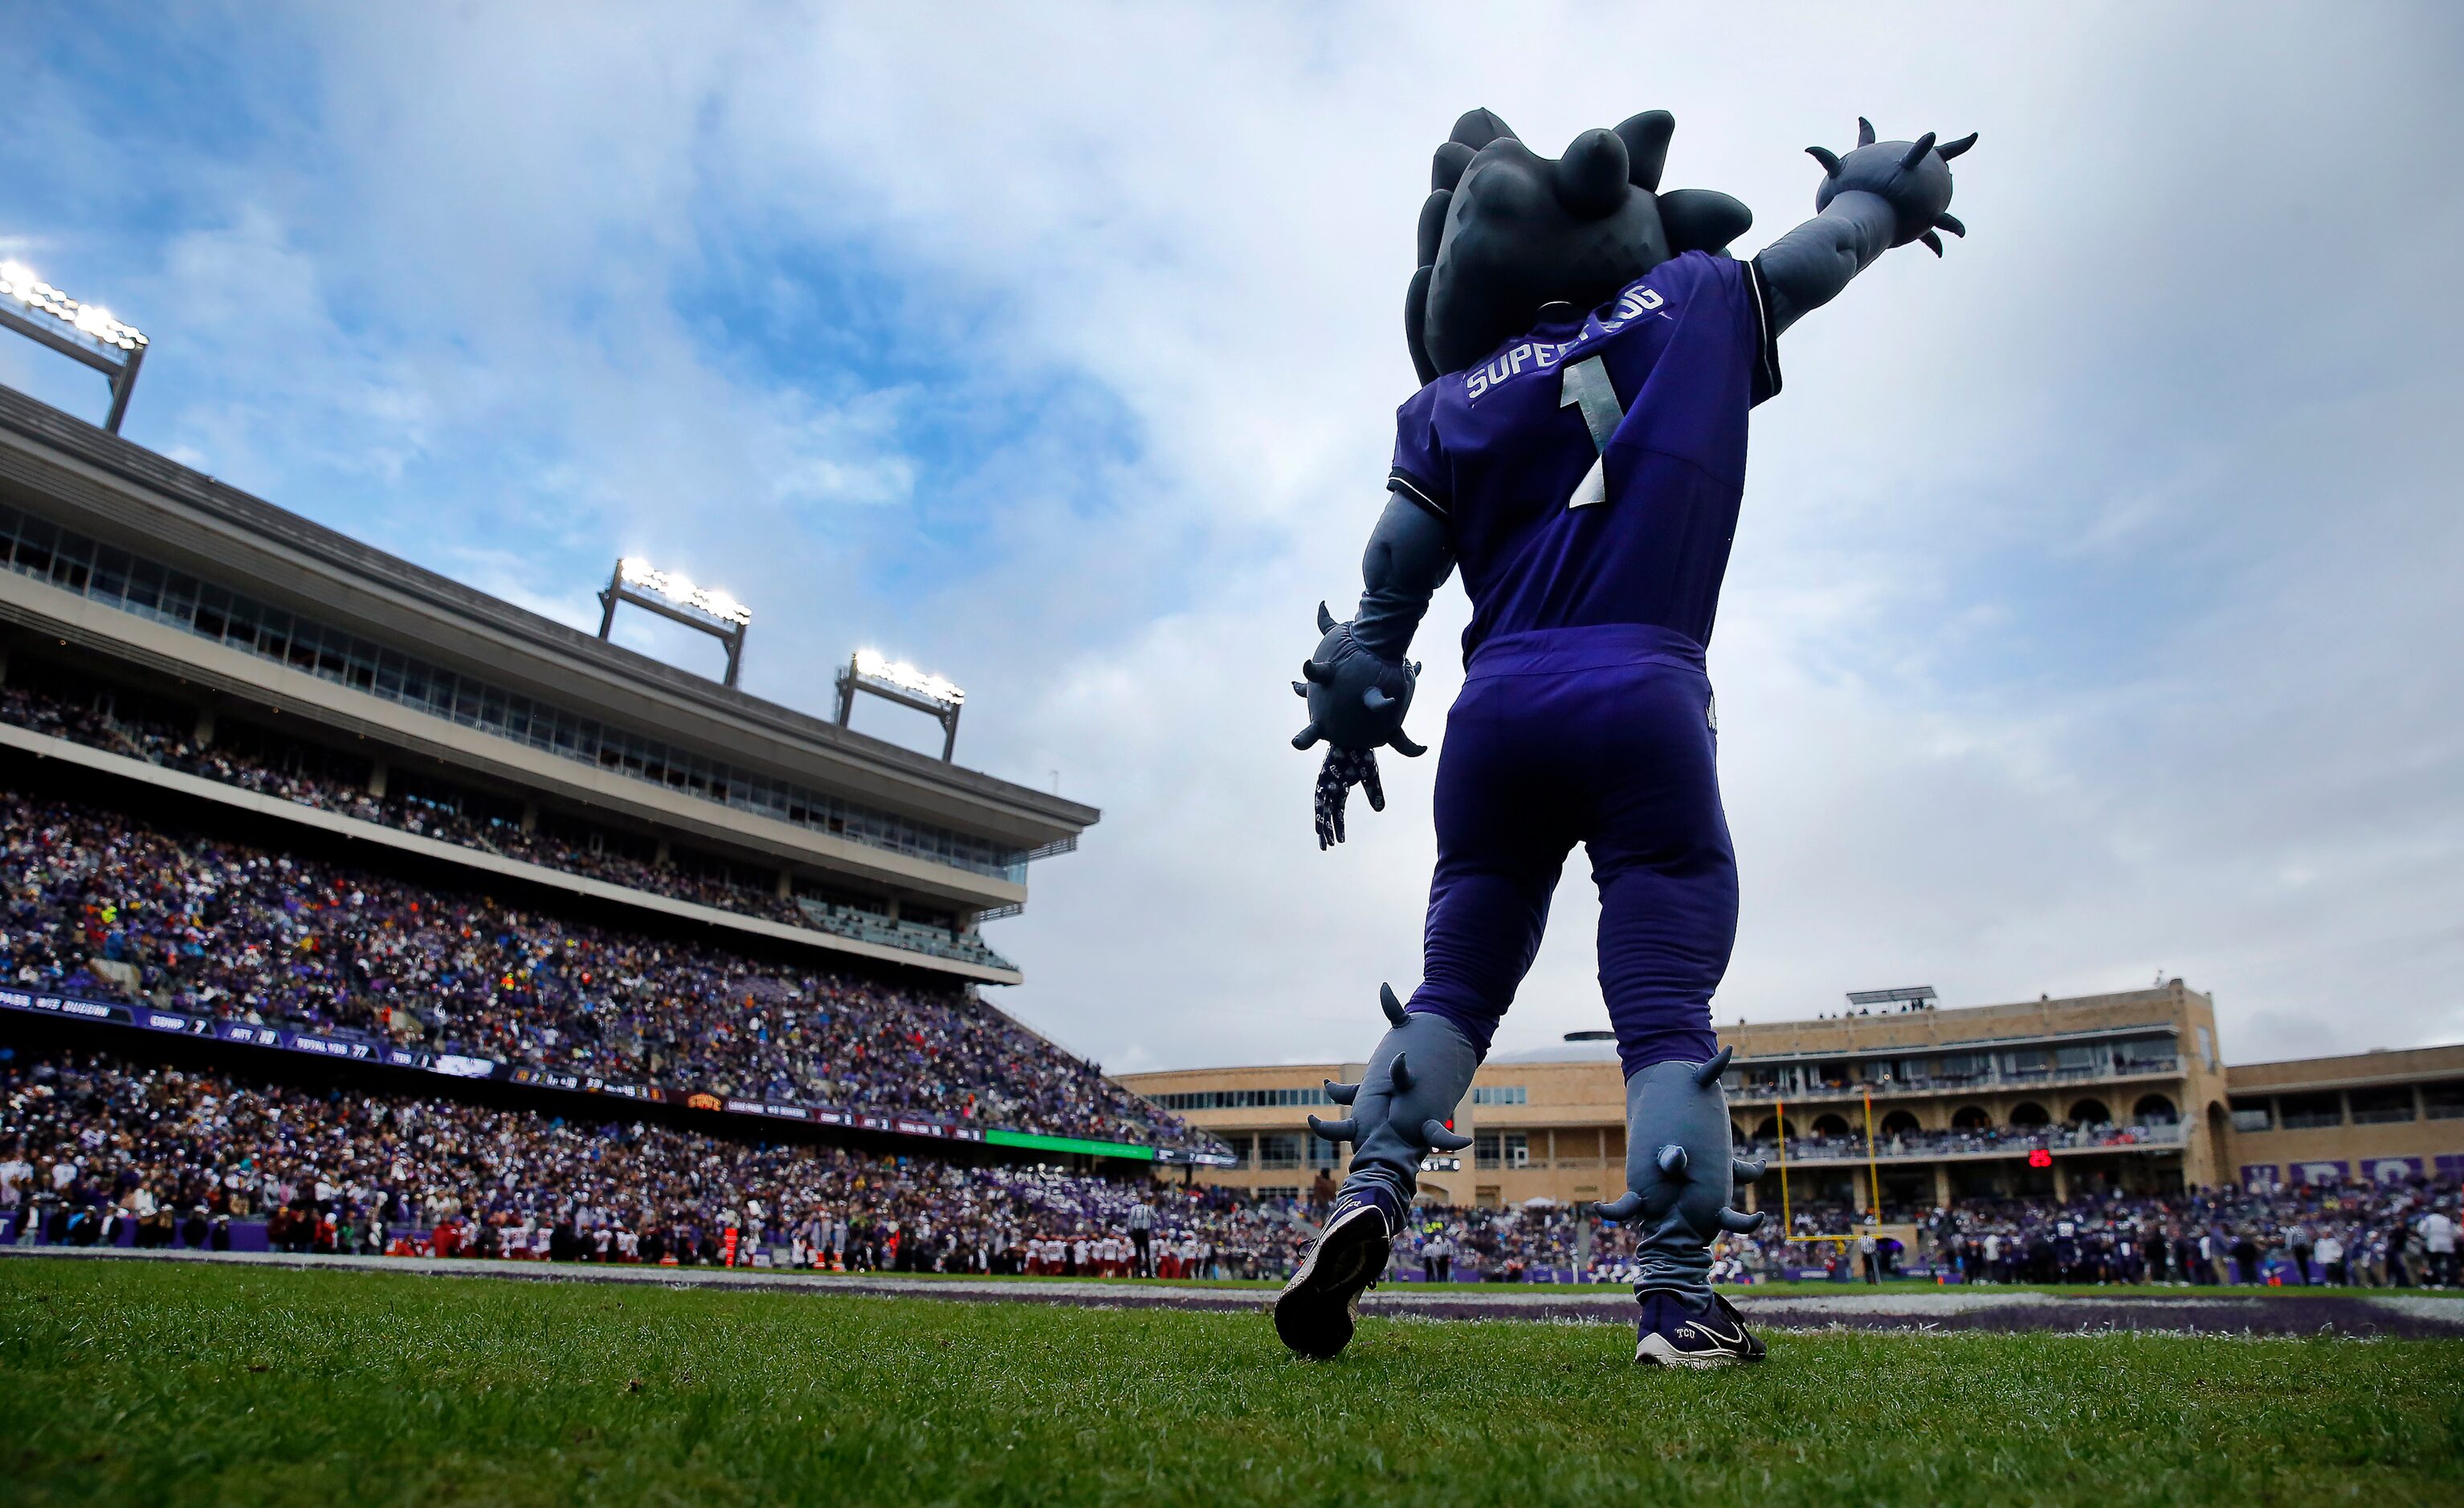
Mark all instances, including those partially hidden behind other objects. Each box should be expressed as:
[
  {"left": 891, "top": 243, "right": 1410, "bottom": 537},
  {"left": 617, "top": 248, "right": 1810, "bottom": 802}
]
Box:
[{"left": 1407, "top": 623, "right": 1733, "bottom": 1078}]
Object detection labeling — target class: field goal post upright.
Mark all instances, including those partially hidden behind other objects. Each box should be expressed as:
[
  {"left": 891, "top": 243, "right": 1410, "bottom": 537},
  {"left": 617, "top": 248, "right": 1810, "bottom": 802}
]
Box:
[
  {"left": 1863, "top": 1087, "right": 1879, "bottom": 1220},
  {"left": 1838, "top": 984, "right": 1938, "bottom": 1226},
  {"left": 1776, "top": 1094, "right": 1790, "bottom": 1236}
]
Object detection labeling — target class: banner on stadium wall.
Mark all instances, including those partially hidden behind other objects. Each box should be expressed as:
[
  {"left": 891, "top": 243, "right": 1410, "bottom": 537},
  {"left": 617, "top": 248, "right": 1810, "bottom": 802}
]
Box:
[
  {"left": 2435, "top": 1154, "right": 2464, "bottom": 1180},
  {"left": 2238, "top": 1164, "right": 2279, "bottom": 1190},
  {"left": 2360, "top": 1156, "right": 2425, "bottom": 1184},
  {"left": 1157, "top": 1147, "right": 1242, "bottom": 1168},
  {"left": 2285, "top": 1160, "right": 2348, "bottom": 1187},
  {"left": 0, "top": 985, "right": 1193, "bottom": 1163},
  {"left": 985, "top": 1127, "right": 1156, "bottom": 1161}
]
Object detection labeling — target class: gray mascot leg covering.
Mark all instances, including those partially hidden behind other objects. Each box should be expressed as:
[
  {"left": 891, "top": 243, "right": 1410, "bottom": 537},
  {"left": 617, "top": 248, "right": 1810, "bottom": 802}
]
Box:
[
  {"left": 1313, "top": 987, "right": 1482, "bottom": 1217},
  {"left": 1597, "top": 1046, "right": 1767, "bottom": 1307},
  {"left": 1277, "top": 987, "right": 1483, "bottom": 1359}
]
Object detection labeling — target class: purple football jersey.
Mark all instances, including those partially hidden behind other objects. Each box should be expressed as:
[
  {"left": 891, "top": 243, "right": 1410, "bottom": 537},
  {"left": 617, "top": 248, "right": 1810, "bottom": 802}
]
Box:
[{"left": 1388, "top": 251, "right": 1780, "bottom": 659}]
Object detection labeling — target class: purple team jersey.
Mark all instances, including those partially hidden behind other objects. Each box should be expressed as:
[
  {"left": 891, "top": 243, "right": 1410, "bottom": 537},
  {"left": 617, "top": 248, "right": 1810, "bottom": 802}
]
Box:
[{"left": 1387, "top": 251, "right": 1780, "bottom": 658}]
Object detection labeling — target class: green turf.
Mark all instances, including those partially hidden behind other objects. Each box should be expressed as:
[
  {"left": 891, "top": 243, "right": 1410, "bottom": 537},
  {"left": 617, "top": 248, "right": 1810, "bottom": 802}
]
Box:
[{"left": 2, "top": 1258, "right": 2459, "bottom": 1506}]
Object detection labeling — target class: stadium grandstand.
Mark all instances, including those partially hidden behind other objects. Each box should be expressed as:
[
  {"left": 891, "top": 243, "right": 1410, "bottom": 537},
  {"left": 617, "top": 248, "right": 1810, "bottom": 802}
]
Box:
[
  {"left": 0, "top": 376, "right": 1226, "bottom": 1168},
  {"left": 0, "top": 377, "right": 2448, "bottom": 1294},
  {"left": 1120, "top": 981, "right": 2464, "bottom": 1211}
]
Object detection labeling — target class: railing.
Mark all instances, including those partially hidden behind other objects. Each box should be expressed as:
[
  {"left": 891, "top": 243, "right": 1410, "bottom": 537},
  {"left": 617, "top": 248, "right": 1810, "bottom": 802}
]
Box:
[
  {"left": 1729, "top": 1056, "right": 2181, "bottom": 1102},
  {"left": 1738, "top": 1119, "right": 2185, "bottom": 1165}
]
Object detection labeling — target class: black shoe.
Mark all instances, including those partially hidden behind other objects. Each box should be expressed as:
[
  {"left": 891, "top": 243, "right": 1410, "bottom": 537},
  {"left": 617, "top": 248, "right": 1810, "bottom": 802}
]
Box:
[
  {"left": 1273, "top": 1192, "right": 1394, "bottom": 1359},
  {"left": 1633, "top": 1290, "right": 1766, "bottom": 1368}
]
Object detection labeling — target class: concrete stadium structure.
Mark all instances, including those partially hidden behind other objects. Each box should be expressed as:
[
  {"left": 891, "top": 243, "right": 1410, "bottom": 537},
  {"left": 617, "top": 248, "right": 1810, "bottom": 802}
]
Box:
[
  {"left": 0, "top": 381, "right": 1097, "bottom": 986},
  {"left": 1121, "top": 981, "right": 2464, "bottom": 1210}
]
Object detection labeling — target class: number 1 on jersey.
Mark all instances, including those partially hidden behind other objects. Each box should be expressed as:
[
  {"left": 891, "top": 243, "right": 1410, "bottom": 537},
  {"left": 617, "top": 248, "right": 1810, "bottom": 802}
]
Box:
[{"left": 1559, "top": 355, "right": 1624, "bottom": 509}]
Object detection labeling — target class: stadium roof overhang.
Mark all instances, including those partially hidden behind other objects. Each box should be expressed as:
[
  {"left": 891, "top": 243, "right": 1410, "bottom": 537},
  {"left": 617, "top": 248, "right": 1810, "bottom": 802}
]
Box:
[{"left": 0, "top": 385, "right": 1096, "bottom": 905}]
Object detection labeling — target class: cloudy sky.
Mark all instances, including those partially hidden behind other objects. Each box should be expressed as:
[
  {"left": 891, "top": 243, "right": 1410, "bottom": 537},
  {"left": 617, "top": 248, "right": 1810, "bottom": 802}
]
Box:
[{"left": 6, "top": 3, "right": 2460, "bottom": 1073}]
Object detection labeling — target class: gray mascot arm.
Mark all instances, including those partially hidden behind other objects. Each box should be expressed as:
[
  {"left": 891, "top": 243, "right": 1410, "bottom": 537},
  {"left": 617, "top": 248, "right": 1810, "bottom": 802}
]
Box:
[
  {"left": 1755, "top": 120, "right": 1975, "bottom": 336},
  {"left": 1352, "top": 495, "right": 1454, "bottom": 663},
  {"left": 1291, "top": 495, "right": 1453, "bottom": 849}
]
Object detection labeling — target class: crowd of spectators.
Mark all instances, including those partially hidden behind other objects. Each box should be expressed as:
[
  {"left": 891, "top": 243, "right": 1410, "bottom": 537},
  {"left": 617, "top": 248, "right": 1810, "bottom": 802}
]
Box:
[
  {"left": 0, "top": 683, "right": 1008, "bottom": 970},
  {"left": 0, "top": 1049, "right": 1305, "bottom": 1274},
  {"left": 4, "top": 1048, "right": 2457, "bottom": 1290},
  {"left": 0, "top": 785, "right": 1202, "bottom": 1147},
  {"left": 1903, "top": 1183, "right": 2460, "bottom": 1288},
  {"left": 1685, "top": 1182, "right": 2460, "bottom": 1289}
]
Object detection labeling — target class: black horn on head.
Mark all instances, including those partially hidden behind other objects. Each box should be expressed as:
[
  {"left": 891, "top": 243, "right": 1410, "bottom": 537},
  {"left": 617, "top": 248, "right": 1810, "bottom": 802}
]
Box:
[
  {"left": 1552, "top": 128, "right": 1630, "bottom": 219},
  {"left": 1614, "top": 110, "right": 1676, "bottom": 192}
]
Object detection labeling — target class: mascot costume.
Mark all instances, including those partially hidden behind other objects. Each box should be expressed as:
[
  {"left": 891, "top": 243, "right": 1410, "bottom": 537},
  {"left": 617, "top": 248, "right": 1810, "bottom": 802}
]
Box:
[{"left": 1275, "top": 108, "right": 1974, "bottom": 1366}]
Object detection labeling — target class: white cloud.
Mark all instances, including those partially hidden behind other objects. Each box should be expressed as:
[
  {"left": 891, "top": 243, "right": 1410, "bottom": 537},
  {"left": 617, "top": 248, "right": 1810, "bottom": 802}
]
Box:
[{"left": 8, "top": 2, "right": 2461, "bottom": 1077}]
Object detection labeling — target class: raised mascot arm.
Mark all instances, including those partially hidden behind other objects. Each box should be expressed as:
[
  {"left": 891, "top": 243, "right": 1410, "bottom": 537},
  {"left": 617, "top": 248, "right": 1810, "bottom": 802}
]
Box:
[{"left": 1755, "top": 118, "right": 1977, "bottom": 335}]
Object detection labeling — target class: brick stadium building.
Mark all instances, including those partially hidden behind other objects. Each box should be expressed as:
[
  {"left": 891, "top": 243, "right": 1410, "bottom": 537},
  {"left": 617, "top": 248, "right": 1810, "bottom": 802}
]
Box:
[{"left": 1120, "top": 982, "right": 2464, "bottom": 1208}]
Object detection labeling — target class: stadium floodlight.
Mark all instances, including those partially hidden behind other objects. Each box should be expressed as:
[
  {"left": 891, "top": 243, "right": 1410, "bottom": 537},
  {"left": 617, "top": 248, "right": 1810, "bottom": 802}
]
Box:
[
  {"left": 836, "top": 647, "right": 965, "bottom": 761},
  {"left": 0, "top": 258, "right": 149, "bottom": 433},
  {"left": 595, "top": 555, "right": 752, "bottom": 687},
  {"left": 1845, "top": 984, "right": 1938, "bottom": 1010}
]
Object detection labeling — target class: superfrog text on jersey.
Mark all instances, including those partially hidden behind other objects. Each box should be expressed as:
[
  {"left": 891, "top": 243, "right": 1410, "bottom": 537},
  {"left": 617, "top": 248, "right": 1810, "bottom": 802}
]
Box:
[{"left": 1461, "top": 283, "right": 1668, "bottom": 402}]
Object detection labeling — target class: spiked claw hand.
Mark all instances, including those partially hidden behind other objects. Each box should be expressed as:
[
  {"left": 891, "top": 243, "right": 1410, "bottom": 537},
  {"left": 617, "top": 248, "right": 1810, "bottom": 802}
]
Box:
[
  {"left": 1806, "top": 115, "right": 1976, "bottom": 251},
  {"left": 1291, "top": 605, "right": 1426, "bottom": 830}
]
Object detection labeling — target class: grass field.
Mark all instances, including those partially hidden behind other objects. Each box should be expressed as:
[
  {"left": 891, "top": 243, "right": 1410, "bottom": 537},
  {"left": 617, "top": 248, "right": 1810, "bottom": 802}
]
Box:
[{"left": 3, "top": 1257, "right": 2461, "bottom": 1506}]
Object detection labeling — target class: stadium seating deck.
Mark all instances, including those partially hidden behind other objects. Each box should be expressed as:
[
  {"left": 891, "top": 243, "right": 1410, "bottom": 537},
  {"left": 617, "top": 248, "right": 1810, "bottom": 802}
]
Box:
[
  {"left": 0, "top": 682, "right": 1017, "bottom": 973},
  {"left": 0, "top": 780, "right": 1201, "bottom": 1150}
]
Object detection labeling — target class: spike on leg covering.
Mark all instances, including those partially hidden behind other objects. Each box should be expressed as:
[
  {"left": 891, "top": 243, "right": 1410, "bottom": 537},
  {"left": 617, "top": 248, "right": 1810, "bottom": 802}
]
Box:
[
  {"left": 1329, "top": 1005, "right": 1483, "bottom": 1218},
  {"left": 1601, "top": 1057, "right": 1753, "bottom": 1309}
]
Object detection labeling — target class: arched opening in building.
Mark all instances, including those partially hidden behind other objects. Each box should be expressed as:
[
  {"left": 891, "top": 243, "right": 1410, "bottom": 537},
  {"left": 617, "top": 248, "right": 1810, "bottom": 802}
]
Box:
[
  {"left": 1752, "top": 1116, "right": 1797, "bottom": 1141},
  {"left": 1880, "top": 1109, "right": 1923, "bottom": 1139},
  {"left": 1732, "top": 1121, "right": 1750, "bottom": 1144},
  {"left": 2068, "top": 1098, "right": 2112, "bottom": 1126},
  {"left": 1952, "top": 1105, "right": 1992, "bottom": 1131},
  {"left": 2133, "top": 1093, "right": 2177, "bottom": 1124},
  {"left": 1812, "top": 1113, "right": 1852, "bottom": 1137},
  {"left": 2008, "top": 1101, "right": 2050, "bottom": 1127}
]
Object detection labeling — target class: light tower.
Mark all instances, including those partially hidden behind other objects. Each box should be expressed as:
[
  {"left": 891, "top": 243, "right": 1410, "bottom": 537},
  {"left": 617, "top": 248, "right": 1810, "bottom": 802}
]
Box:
[
  {"left": 594, "top": 556, "right": 752, "bottom": 687},
  {"left": 0, "top": 260, "right": 149, "bottom": 433},
  {"left": 834, "top": 649, "right": 965, "bottom": 761}
]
